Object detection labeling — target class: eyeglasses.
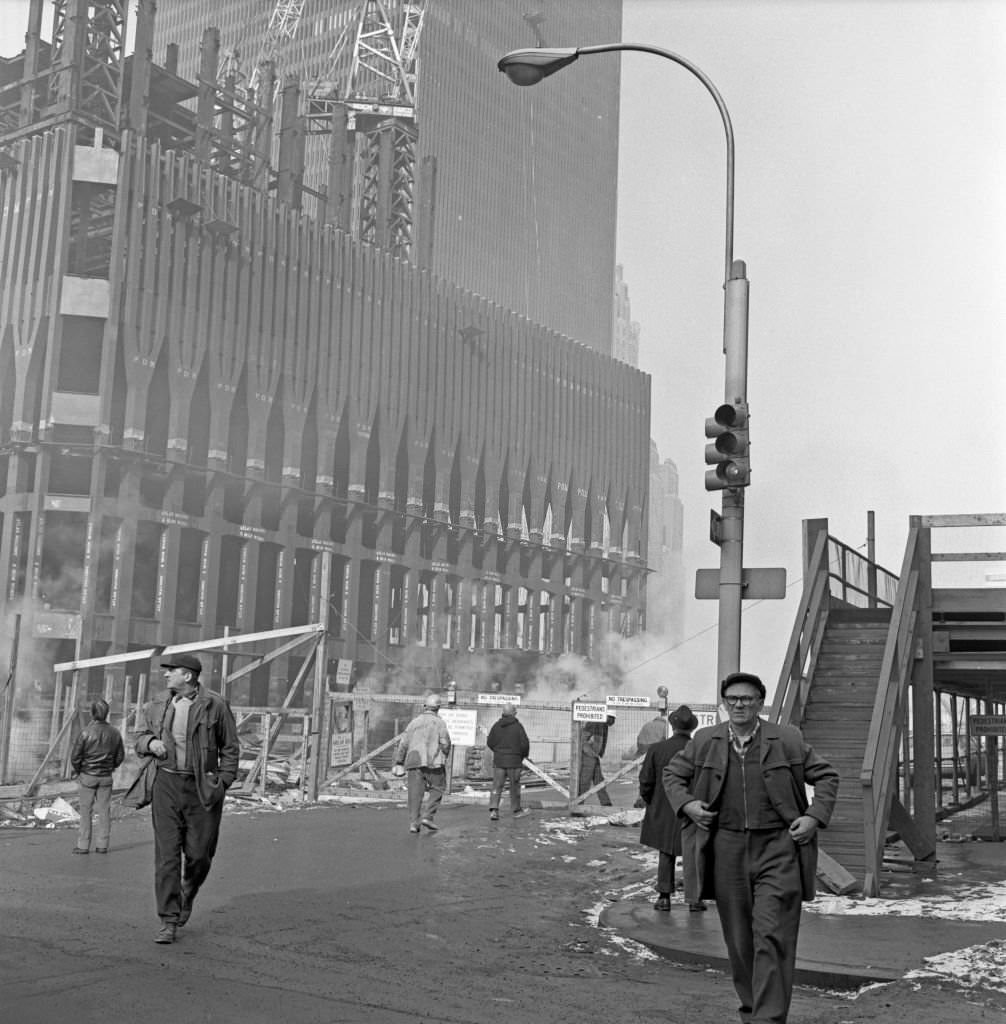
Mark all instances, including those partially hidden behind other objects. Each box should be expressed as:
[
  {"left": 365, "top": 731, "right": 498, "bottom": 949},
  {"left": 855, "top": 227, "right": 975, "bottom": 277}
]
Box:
[{"left": 722, "top": 695, "right": 760, "bottom": 707}]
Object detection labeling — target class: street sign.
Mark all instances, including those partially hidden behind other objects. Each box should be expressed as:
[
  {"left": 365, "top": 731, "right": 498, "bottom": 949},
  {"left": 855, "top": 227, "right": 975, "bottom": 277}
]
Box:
[
  {"left": 971, "top": 715, "right": 1006, "bottom": 736},
  {"left": 606, "top": 694, "right": 650, "bottom": 708},
  {"left": 695, "top": 567, "right": 787, "bottom": 600},
  {"left": 477, "top": 692, "right": 522, "bottom": 705},
  {"left": 439, "top": 707, "right": 478, "bottom": 745},
  {"left": 573, "top": 702, "right": 609, "bottom": 722}
]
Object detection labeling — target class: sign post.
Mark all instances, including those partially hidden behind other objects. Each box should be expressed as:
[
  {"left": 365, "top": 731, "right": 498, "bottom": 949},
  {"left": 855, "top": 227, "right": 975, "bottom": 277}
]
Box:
[{"left": 970, "top": 715, "right": 1004, "bottom": 840}]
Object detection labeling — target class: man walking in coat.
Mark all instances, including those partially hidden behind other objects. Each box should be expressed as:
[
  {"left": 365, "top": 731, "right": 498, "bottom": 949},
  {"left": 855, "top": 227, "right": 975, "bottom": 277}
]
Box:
[
  {"left": 578, "top": 713, "right": 615, "bottom": 806},
  {"left": 638, "top": 705, "right": 704, "bottom": 911},
  {"left": 135, "top": 653, "right": 239, "bottom": 944},
  {"left": 392, "top": 693, "right": 452, "bottom": 833},
  {"left": 664, "top": 672, "right": 839, "bottom": 1024},
  {"left": 486, "top": 702, "right": 530, "bottom": 820}
]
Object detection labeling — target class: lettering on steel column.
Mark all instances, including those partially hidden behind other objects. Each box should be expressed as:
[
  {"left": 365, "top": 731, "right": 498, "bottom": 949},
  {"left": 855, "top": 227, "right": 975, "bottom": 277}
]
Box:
[
  {"left": 154, "top": 526, "right": 168, "bottom": 618},
  {"left": 7, "top": 513, "right": 24, "bottom": 601},
  {"left": 197, "top": 535, "right": 210, "bottom": 623},
  {"left": 274, "top": 548, "right": 285, "bottom": 627},
  {"left": 111, "top": 522, "right": 123, "bottom": 610},
  {"left": 236, "top": 541, "right": 249, "bottom": 627},
  {"left": 32, "top": 511, "right": 45, "bottom": 601}
]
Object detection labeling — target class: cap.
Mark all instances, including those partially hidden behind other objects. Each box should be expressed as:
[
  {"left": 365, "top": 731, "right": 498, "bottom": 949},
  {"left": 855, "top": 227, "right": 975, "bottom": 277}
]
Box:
[
  {"left": 160, "top": 652, "right": 203, "bottom": 675},
  {"left": 669, "top": 704, "right": 698, "bottom": 732},
  {"left": 719, "top": 672, "right": 766, "bottom": 700},
  {"left": 502, "top": 702, "right": 517, "bottom": 716},
  {"left": 424, "top": 692, "right": 442, "bottom": 709}
]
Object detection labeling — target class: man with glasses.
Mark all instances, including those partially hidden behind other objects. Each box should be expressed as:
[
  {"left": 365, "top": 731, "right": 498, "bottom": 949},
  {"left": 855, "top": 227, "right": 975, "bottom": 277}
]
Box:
[{"left": 664, "top": 672, "right": 839, "bottom": 1024}]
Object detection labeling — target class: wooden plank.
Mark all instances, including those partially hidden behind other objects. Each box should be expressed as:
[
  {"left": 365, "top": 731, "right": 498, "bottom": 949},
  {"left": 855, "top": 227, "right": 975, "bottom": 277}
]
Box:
[{"left": 816, "top": 848, "right": 860, "bottom": 894}]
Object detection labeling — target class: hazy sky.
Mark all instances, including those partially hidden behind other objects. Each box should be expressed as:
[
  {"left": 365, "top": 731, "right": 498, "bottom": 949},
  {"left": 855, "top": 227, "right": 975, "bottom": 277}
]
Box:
[
  {"left": 0, "top": 1, "right": 1003, "bottom": 702},
  {"left": 614, "top": 0, "right": 1006, "bottom": 698}
]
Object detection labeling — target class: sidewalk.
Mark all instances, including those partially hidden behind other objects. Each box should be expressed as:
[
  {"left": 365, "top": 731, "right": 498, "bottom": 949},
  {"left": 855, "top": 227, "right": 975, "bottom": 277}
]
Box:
[{"left": 601, "top": 837, "right": 1006, "bottom": 989}]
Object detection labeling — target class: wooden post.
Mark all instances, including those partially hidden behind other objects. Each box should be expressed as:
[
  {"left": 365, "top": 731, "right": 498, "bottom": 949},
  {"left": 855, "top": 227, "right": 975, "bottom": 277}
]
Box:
[{"left": 0, "top": 613, "right": 21, "bottom": 784}]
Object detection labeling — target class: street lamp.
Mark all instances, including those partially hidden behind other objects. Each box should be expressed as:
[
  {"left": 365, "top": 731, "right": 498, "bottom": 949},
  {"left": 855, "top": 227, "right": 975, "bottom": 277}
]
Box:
[{"left": 499, "top": 43, "right": 750, "bottom": 685}]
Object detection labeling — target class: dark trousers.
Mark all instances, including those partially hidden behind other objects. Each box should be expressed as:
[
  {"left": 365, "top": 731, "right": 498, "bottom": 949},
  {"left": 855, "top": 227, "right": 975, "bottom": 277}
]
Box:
[
  {"left": 406, "top": 766, "right": 446, "bottom": 827},
  {"left": 712, "top": 827, "right": 803, "bottom": 1024},
  {"left": 151, "top": 770, "right": 224, "bottom": 923},
  {"left": 489, "top": 766, "right": 523, "bottom": 812},
  {"left": 578, "top": 757, "right": 612, "bottom": 805}
]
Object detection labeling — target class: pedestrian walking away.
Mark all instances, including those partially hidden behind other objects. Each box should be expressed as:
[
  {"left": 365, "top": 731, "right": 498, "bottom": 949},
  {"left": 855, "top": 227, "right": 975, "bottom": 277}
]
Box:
[
  {"left": 392, "top": 693, "right": 452, "bottom": 833},
  {"left": 134, "top": 653, "right": 239, "bottom": 945},
  {"left": 70, "top": 699, "right": 125, "bottom": 854},
  {"left": 635, "top": 707, "right": 669, "bottom": 756},
  {"left": 638, "top": 704, "right": 704, "bottom": 911},
  {"left": 486, "top": 702, "right": 531, "bottom": 820},
  {"left": 578, "top": 713, "right": 615, "bottom": 806},
  {"left": 664, "top": 672, "right": 839, "bottom": 1024}
]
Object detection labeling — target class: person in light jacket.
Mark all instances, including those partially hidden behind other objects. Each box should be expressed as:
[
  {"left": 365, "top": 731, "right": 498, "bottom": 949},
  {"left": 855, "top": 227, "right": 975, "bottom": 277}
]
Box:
[
  {"left": 70, "top": 699, "right": 124, "bottom": 854},
  {"left": 392, "top": 693, "right": 452, "bottom": 834}
]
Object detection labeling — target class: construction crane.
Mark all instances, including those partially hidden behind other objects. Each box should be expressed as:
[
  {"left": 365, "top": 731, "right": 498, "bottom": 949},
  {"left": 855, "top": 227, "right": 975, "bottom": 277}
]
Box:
[
  {"left": 248, "top": 0, "right": 308, "bottom": 93},
  {"left": 306, "top": 0, "right": 428, "bottom": 259}
]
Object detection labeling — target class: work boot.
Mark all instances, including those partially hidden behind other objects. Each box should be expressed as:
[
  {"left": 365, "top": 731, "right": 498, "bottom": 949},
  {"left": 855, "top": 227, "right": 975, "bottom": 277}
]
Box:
[
  {"left": 512, "top": 808, "right": 529, "bottom": 817},
  {"left": 420, "top": 818, "right": 439, "bottom": 831},
  {"left": 489, "top": 809, "right": 499, "bottom": 821},
  {"left": 154, "top": 923, "right": 176, "bottom": 944},
  {"left": 409, "top": 824, "right": 421, "bottom": 833},
  {"left": 688, "top": 901, "right": 708, "bottom": 912},
  {"left": 653, "top": 894, "right": 671, "bottom": 912}
]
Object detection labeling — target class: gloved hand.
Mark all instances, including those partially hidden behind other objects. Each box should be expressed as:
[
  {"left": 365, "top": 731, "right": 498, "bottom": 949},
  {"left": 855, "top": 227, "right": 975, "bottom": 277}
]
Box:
[
  {"left": 391, "top": 764, "right": 405, "bottom": 778},
  {"left": 149, "top": 739, "right": 167, "bottom": 758}
]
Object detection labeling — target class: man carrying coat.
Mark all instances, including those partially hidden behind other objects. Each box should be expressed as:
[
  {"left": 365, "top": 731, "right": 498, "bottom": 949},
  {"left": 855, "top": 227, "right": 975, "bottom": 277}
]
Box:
[
  {"left": 664, "top": 672, "right": 839, "bottom": 1024},
  {"left": 135, "top": 653, "right": 239, "bottom": 945}
]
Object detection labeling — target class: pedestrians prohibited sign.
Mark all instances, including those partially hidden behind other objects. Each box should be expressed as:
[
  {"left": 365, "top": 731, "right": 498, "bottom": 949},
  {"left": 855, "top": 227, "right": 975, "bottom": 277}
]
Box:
[
  {"left": 971, "top": 715, "right": 1006, "bottom": 736},
  {"left": 573, "top": 702, "right": 609, "bottom": 722}
]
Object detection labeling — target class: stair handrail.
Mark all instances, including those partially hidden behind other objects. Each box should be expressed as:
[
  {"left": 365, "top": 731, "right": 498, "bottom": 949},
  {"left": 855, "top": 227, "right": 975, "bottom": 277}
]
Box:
[
  {"left": 859, "top": 522, "right": 922, "bottom": 895},
  {"left": 771, "top": 528, "right": 831, "bottom": 727}
]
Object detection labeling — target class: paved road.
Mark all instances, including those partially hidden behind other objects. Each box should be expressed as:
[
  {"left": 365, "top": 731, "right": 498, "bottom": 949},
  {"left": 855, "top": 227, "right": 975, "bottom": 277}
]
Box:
[{"left": 3, "top": 797, "right": 1004, "bottom": 1024}]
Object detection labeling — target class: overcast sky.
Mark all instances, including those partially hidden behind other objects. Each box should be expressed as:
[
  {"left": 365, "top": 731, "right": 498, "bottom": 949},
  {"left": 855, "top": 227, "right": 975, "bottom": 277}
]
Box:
[
  {"left": 616, "top": 0, "right": 1006, "bottom": 698},
  {"left": 1, "top": 1, "right": 1003, "bottom": 702}
]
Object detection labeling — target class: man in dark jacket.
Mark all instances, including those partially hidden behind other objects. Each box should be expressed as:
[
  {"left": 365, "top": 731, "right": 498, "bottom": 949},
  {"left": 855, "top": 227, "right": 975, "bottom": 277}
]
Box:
[
  {"left": 638, "top": 705, "right": 702, "bottom": 911},
  {"left": 135, "top": 653, "right": 239, "bottom": 945},
  {"left": 71, "top": 699, "right": 125, "bottom": 854},
  {"left": 664, "top": 672, "right": 839, "bottom": 1024},
  {"left": 486, "top": 703, "right": 531, "bottom": 820}
]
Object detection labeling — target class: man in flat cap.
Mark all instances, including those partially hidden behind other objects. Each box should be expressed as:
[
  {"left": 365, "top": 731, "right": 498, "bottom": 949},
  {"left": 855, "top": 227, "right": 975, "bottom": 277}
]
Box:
[
  {"left": 664, "top": 672, "right": 839, "bottom": 1024},
  {"left": 135, "top": 652, "right": 239, "bottom": 944},
  {"left": 392, "top": 692, "right": 452, "bottom": 833}
]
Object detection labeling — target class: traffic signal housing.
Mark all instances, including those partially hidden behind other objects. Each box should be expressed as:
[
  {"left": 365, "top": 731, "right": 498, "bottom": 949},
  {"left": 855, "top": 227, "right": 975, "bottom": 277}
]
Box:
[{"left": 705, "top": 402, "right": 750, "bottom": 490}]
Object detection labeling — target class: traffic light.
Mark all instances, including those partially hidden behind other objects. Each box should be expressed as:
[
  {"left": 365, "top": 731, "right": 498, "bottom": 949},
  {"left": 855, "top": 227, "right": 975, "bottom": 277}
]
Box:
[{"left": 705, "top": 402, "right": 750, "bottom": 490}]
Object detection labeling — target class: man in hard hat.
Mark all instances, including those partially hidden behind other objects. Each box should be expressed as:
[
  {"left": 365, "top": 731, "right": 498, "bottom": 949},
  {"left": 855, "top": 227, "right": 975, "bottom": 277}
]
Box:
[{"left": 392, "top": 692, "right": 453, "bottom": 833}]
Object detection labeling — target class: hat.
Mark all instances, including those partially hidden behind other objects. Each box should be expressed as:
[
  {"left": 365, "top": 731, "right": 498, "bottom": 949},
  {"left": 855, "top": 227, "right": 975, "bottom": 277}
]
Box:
[
  {"left": 720, "top": 672, "right": 766, "bottom": 700},
  {"left": 502, "top": 702, "right": 517, "bottom": 716},
  {"left": 160, "top": 652, "right": 202, "bottom": 675},
  {"left": 424, "top": 692, "right": 442, "bottom": 709},
  {"left": 669, "top": 704, "right": 698, "bottom": 733}
]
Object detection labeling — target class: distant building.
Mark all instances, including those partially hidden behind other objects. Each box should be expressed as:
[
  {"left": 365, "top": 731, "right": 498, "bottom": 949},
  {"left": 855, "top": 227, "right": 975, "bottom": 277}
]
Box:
[
  {"left": 612, "top": 264, "right": 640, "bottom": 367},
  {"left": 154, "top": 1, "right": 623, "bottom": 356},
  {"left": 647, "top": 442, "right": 686, "bottom": 647},
  {"left": 0, "top": 0, "right": 649, "bottom": 752}
]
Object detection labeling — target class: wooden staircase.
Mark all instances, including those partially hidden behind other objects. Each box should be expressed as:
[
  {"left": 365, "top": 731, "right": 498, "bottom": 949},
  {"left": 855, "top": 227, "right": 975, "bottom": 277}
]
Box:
[{"left": 798, "top": 607, "right": 891, "bottom": 887}]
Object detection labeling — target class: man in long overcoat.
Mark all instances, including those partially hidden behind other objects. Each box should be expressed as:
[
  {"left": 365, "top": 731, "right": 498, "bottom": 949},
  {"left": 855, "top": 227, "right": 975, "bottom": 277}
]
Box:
[{"left": 638, "top": 705, "right": 703, "bottom": 910}]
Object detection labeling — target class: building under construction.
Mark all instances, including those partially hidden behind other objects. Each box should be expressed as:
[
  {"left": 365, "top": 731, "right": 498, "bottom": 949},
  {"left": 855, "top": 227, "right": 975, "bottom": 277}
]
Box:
[{"left": 0, "top": 0, "right": 650, "bottom": 768}]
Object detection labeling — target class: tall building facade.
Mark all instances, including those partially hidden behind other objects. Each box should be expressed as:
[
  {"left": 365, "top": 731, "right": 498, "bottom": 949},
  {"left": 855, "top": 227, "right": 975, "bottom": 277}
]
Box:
[
  {"left": 154, "top": 0, "right": 622, "bottom": 355},
  {"left": 0, "top": 0, "right": 648, "bottom": 778}
]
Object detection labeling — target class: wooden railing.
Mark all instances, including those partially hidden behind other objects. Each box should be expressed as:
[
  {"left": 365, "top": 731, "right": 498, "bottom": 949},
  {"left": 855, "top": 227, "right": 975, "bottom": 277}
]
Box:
[
  {"left": 772, "top": 529, "right": 831, "bottom": 726},
  {"left": 859, "top": 523, "right": 922, "bottom": 896}
]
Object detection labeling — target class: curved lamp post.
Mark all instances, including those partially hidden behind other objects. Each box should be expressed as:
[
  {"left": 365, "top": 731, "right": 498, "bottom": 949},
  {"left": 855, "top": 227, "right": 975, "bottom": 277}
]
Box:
[{"left": 499, "top": 44, "right": 751, "bottom": 685}]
